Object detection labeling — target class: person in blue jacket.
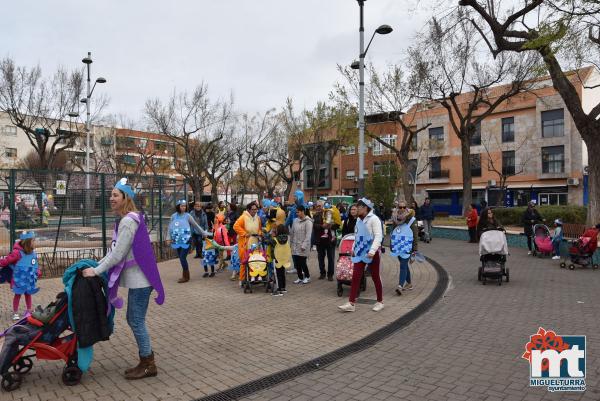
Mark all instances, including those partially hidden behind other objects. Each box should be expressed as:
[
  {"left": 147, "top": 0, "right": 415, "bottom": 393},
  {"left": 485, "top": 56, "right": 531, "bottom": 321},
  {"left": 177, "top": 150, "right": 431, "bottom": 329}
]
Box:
[
  {"left": 285, "top": 190, "right": 306, "bottom": 227},
  {"left": 169, "top": 200, "right": 212, "bottom": 283}
]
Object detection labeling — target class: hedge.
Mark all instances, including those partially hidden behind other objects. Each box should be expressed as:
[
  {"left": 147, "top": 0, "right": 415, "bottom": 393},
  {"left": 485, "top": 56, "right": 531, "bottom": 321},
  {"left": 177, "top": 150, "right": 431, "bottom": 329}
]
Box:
[{"left": 491, "top": 205, "right": 587, "bottom": 226}]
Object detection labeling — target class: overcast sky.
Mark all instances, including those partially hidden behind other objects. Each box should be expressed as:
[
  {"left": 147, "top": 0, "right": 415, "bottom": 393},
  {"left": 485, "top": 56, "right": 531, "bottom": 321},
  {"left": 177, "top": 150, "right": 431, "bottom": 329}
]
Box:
[{"left": 1, "top": 0, "right": 436, "bottom": 125}]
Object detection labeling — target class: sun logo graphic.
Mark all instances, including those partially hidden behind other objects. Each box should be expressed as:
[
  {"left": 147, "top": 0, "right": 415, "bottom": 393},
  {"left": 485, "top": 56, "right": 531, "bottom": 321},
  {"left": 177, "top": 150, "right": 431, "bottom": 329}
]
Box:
[{"left": 522, "top": 327, "right": 586, "bottom": 392}]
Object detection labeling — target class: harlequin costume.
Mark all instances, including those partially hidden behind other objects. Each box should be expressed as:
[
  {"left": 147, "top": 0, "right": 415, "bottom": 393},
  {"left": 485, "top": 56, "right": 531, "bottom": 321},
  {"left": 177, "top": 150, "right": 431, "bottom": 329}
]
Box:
[{"left": 233, "top": 210, "right": 262, "bottom": 281}]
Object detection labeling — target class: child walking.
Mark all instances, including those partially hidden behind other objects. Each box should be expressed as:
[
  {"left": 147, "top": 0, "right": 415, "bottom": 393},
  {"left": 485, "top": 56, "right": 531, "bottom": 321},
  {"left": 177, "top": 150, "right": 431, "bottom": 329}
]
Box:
[
  {"left": 272, "top": 224, "right": 291, "bottom": 296},
  {"left": 0, "top": 231, "right": 40, "bottom": 320},
  {"left": 210, "top": 241, "right": 240, "bottom": 281}
]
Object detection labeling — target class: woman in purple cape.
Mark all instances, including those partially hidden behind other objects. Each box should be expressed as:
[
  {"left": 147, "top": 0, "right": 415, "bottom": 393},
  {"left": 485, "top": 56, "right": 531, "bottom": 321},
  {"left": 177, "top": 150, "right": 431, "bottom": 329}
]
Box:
[{"left": 83, "top": 178, "right": 165, "bottom": 380}]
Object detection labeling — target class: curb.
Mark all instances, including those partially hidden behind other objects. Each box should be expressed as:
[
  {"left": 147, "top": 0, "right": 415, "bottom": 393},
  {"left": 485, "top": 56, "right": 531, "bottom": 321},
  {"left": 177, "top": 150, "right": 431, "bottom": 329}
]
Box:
[{"left": 195, "top": 256, "right": 449, "bottom": 401}]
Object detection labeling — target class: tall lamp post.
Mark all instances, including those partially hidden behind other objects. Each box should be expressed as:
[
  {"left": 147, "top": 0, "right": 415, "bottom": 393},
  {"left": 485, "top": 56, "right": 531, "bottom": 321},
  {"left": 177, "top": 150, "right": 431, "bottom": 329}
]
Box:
[
  {"left": 352, "top": 0, "right": 392, "bottom": 197},
  {"left": 80, "top": 52, "right": 106, "bottom": 225}
]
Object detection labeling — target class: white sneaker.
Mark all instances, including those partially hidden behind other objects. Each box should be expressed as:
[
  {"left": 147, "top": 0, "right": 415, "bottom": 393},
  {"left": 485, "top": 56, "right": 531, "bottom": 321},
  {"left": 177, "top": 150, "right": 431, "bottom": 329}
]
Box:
[
  {"left": 287, "top": 268, "right": 297, "bottom": 274},
  {"left": 527, "top": 251, "right": 532, "bottom": 255},
  {"left": 257, "top": 276, "right": 263, "bottom": 281},
  {"left": 338, "top": 302, "right": 355, "bottom": 312},
  {"left": 293, "top": 278, "right": 303, "bottom": 284},
  {"left": 302, "top": 277, "right": 311, "bottom": 284},
  {"left": 372, "top": 302, "right": 384, "bottom": 312},
  {"left": 12, "top": 313, "right": 20, "bottom": 321},
  {"left": 404, "top": 283, "right": 414, "bottom": 290},
  {"left": 552, "top": 256, "right": 560, "bottom": 260}
]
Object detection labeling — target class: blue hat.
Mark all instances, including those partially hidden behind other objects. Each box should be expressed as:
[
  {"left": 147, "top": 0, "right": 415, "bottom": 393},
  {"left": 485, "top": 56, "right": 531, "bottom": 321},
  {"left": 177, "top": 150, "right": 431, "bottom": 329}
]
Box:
[
  {"left": 20, "top": 231, "right": 35, "bottom": 240},
  {"left": 176, "top": 199, "right": 187, "bottom": 206},
  {"left": 262, "top": 199, "right": 271, "bottom": 208},
  {"left": 307, "top": 201, "right": 314, "bottom": 207},
  {"left": 358, "top": 197, "right": 374, "bottom": 209},
  {"left": 324, "top": 202, "right": 332, "bottom": 209},
  {"left": 115, "top": 178, "right": 135, "bottom": 199}
]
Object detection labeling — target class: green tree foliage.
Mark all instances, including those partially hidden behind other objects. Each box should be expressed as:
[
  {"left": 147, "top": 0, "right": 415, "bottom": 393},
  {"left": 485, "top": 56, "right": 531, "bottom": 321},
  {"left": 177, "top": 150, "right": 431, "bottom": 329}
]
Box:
[{"left": 365, "top": 163, "right": 399, "bottom": 213}]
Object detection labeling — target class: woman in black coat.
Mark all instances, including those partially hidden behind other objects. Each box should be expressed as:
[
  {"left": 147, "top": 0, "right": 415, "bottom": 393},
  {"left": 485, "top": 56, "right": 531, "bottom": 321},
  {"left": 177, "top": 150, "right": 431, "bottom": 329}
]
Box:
[{"left": 341, "top": 204, "right": 358, "bottom": 236}]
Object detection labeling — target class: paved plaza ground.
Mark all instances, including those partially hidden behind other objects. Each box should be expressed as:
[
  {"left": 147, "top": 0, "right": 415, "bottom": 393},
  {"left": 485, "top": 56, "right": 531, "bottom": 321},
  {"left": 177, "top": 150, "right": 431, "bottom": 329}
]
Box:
[
  {"left": 244, "top": 239, "right": 600, "bottom": 401},
  {"left": 0, "top": 249, "right": 437, "bottom": 400}
]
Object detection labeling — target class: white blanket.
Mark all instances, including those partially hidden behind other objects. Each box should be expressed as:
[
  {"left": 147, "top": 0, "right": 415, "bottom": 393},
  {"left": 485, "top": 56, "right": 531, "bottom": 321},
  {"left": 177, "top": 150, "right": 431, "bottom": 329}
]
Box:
[{"left": 479, "top": 230, "right": 509, "bottom": 256}]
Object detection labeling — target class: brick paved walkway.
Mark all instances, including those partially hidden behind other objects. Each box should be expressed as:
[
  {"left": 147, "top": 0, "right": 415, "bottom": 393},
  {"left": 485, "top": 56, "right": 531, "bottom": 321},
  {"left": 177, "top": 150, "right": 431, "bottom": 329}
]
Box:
[
  {"left": 244, "top": 239, "right": 600, "bottom": 401},
  {"left": 0, "top": 250, "right": 437, "bottom": 400}
]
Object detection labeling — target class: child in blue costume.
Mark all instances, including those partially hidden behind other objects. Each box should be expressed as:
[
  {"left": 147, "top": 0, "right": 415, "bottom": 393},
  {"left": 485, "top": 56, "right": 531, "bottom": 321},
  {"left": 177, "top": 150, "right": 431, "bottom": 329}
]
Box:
[
  {"left": 210, "top": 241, "right": 240, "bottom": 281},
  {"left": 169, "top": 199, "right": 212, "bottom": 283},
  {"left": 0, "top": 231, "right": 40, "bottom": 321}
]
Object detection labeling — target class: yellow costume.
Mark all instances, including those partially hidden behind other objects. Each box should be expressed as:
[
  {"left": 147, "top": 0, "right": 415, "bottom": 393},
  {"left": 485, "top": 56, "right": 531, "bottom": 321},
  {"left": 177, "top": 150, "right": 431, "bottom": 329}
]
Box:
[
  {"left": 233, "top": 210, "right": 261, "bottom": 280},
  {"left": 273, "top": 237, "right": 292, "bottom": 269},
  {"left": 248, "top": 246, "right": 268, "bottom": 278}
]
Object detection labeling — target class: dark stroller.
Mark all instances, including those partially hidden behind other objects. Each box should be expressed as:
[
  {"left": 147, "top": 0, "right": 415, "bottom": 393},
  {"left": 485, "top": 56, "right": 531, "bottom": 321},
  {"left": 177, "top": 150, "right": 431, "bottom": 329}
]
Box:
[
  {"left": 0, "top": 292, "right": 82, "bottom": 392},
  {"left": 478, "top": 229, "right": 510, "bottom": 285}
]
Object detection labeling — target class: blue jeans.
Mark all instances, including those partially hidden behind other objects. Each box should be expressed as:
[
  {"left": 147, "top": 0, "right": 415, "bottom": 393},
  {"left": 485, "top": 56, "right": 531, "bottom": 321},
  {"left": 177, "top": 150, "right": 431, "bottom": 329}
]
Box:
[
  {"left": 398, "top": 256, "right": 411, "bottom": 287},
  {"left": 553, "top": 240, "right": 561, "bottom": 256},
  {"left": 177, "top": 247, "right": 189, "bottom": 271},
  {"left": 127, "top": 287, "right": 153, "bottom": 357}
]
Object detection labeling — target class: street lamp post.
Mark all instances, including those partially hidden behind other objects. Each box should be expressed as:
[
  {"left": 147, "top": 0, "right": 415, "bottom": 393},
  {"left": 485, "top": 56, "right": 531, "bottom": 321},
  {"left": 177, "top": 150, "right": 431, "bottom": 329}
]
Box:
[
  {"left": 80, "top": 52, "right": 106, "bottom": 225},
  {"left": 353, "top": 1, "right": 392, "bottom": 197}
]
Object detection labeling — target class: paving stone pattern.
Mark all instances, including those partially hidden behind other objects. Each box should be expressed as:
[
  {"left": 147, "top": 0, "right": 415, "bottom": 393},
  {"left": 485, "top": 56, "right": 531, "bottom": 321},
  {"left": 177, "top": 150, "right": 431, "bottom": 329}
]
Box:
[
  {"left": 0, "top": 249, "right": 437, "bottom": 401},
  {"left": 244, "top": 238, "right": 600, "bottom": 401}
]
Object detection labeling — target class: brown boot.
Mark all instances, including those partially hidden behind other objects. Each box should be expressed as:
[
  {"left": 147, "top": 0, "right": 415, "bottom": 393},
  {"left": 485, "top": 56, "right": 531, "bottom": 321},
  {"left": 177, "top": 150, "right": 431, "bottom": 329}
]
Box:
[
  {"left": 125, "top": 352, "right": 157, "bottom": 380},
  {"left": 124, "top": 357, "right": 142, "bottom": 375},
  {"left": 177, "top": 270, "right": 190, "bottom": 283}
]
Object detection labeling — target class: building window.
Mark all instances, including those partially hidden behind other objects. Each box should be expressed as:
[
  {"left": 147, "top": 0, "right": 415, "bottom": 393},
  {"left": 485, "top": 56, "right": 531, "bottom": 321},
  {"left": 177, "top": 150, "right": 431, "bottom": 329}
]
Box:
[
  {"left": 410, "top": 132, "right": 418, "bottom": 151},
  {"left": 542, "top": 146, "right": 565, "bottom": 173},
  {"left": 4, "top": 148, "right": 17, "bottom": 158},
  {"left": 373, "top": 161, "right": 395, "bottom": 176},
  {"left": 502, "top": 151, "right": 515, "bottom": 175},
  {"left": 471, "top": 122, "right": 481, "bottom": 146},
  {"left": 538, "top": 193, "right": 568, "bottom": 206},
  {"left": 372, "top": 135, "right": 396, "bottom": 156},
  {"left": 541, "top": 109, "right": 564, "bottom": 138},
  {"left": 407, "top": 159, "right": 417, "bottom": 180},
  {"left": 293, "top": 171, "right": 300, "bottom": 181},
  {"left": 333, "top": 167, "right": 338, "bottom": 179},
  {"left": 123, "top": 155, "right": 136, "bottom": 165},
  {"left": 344, "top": 145, "right": 356, "bottom": 155},
  {"left": 429, "top": 127, "right": 444, "bottom": 149},
  {"left": 470, "top": 154, "right": 481, "bottom": 177},
  {"left": 346, "top": 170, "right": 355, "bottom": 179},
  {"left": 502, "top": 117, "right": 514, "bottom": 142},
  {"left": 154, "top": 141, "right": 169, "bottom": 152},
  {"left": 117, "top": 137, "right": 136, "bottom": 149},
  {"left": 429, "top": 157, "right": 449, "bottom": 178},
  {"left": 3, "top": 126, "right": 17, "bottom": 136}
]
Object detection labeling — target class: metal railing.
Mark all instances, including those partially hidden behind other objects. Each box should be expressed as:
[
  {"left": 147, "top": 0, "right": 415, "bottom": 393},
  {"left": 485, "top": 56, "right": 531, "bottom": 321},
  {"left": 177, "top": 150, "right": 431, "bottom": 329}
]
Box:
[
  {"left": 429, "top": 169, "right": 450, "bottom": 179},
  {"left": 0, "top": 169, "right": 189, "bottom": 277}
]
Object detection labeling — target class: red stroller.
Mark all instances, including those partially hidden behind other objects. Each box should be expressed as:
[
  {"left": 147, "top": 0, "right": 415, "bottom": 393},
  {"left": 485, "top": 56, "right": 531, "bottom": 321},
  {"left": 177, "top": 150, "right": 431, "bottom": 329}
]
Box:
[
  {"left": 532, "top": 224, "right": 553, "bottom": 257},
  {"left": 560, "top": 227, "right": 599, "bottom": 270},
  {"left": 335, "top": 235, "right": 366, "bottom": 297},
  {"left": 0, "top": 292, "right": 82, "bottom": 392}
]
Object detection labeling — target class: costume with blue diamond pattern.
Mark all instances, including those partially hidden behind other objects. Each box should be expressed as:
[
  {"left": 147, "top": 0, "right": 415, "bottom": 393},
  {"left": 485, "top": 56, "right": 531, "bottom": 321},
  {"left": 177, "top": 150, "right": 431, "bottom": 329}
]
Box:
[
  {"left": 352, "top": 218, "right": 373, "bottom": 264},
  {"left": 390, "top": 217, "right": 416, "bottom": 259},
  {"left": 169, "top": 212, "right": 192, "bottom": 249}
]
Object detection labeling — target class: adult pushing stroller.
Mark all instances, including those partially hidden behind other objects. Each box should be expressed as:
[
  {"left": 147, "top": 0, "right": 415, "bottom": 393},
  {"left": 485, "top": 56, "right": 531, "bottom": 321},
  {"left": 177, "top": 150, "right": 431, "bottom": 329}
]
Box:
[
  {"left": 478, "top": 229, "right": 509, "bottom": 285},
  {"left": 0, "top": 292, "right": 82, "bottom": 392},
  {"left": 532, "top": 224, "right": 553, "bottom": 257},
  {"left": 560, "top": 227, "right": 599, "bottom": 270},
  {"left": 335, "top": 234, "right": 366, "bottom": 297}
]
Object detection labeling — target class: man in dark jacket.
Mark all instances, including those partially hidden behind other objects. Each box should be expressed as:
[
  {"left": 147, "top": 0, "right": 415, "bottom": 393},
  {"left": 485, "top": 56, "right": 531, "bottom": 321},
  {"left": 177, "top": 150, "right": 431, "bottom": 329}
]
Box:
[
  {"left": 420, "top": 198, "right": 435, "bottom": 243},
  {"left": 522, "top": 200, "right": 543, "bottom": 255},
  {"left": 190, "top": 201, "right": 208, "bottom": 258},
  {"left": 312, "top": 202, "right": 339, "bottom": 281}
]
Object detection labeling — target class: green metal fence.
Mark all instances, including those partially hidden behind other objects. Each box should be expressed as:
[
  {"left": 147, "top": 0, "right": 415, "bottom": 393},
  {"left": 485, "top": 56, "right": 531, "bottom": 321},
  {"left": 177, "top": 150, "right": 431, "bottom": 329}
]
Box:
[{"left": 0, "top": 169, "right": 191, "bottom": 278}]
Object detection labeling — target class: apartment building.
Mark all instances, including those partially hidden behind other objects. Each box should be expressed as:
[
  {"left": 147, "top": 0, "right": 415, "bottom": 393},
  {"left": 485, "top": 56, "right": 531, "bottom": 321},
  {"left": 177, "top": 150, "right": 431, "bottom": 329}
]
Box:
[{"left": 294, "top": 68, "right": 598, "bottom": 214}]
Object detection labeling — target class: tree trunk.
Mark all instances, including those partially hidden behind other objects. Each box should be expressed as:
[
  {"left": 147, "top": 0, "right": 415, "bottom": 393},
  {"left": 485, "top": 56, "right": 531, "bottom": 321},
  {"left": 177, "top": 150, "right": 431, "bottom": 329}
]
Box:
[
  {"left": 210, "top": 178, "right": 219, "bottom": 204},
  {"left": 401, "top": 169, "right": 413, "bottom": 204},
  {"left": 460, "top": 139, "right": 473, "bottom": 215},
  {"left": 586, "top": 139, "right": 600, "bottom": 226},
  {"left": 283, "top": 179, "right": 294, "bottom": 202}
]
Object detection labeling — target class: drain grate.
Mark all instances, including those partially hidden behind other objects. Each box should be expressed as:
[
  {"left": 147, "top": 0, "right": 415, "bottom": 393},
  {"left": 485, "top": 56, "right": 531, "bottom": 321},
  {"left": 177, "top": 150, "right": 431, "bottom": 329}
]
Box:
[
  {"left": 355, "top": 298, "right": 377, "bottom": 305},
  {"left": 196, "top": 256, "right": 449, "bottom": 401}
]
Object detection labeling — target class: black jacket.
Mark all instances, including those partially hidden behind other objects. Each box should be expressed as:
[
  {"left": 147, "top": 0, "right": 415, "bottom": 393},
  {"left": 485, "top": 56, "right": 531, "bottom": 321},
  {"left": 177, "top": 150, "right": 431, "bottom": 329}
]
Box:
[
  {"left": 341, "top": 216, "right": 357, "bottom": 236},
  {"left": 72, "top": 274, "right": 111, "bottom": 348}
]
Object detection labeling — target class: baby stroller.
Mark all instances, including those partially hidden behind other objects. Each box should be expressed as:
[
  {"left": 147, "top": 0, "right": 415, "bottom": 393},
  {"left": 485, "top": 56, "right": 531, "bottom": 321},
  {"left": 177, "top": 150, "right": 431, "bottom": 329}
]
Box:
[
  {"left": 335, "top": 234, "right": 366, "bottom": 297},
  {"left": 560, "top": 227, "right": 599, "bottom": 270},
  {"left": 532, "top": 224, "right": 553, "bottom": 257},
  {"left": 478, "top": 229, "right": 509, "bottom": 285},
  {"left": 0, "top": 292, "right": 82, "bottom": 392},
  {"left": 417, "top": 220, "right": 425, "bottom": 242},
  {"left": 242, "top": 235, "right": 272, "bottom": 294}
]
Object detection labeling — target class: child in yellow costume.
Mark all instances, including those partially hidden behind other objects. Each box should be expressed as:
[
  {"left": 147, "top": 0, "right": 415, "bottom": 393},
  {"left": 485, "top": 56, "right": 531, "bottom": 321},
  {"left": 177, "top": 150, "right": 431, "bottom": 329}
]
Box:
[
  {"left": 247, "top": 244, "right": 268, "bottom": 281},
  {"left": 233, "top": 202, "right": 262, "bottom": 284},
  {"left": 271, "top": 224, "right": 291, "bottom": 296}
]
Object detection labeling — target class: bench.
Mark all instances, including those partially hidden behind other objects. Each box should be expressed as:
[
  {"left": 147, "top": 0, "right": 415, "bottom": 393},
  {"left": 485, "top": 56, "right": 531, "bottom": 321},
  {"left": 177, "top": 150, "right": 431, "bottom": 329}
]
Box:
[
  {"left": 435, "top": 211, "right": 450, "bottom": 218},
  {"left": 562, "top": 223, "right": 586, "bottom": 240}
]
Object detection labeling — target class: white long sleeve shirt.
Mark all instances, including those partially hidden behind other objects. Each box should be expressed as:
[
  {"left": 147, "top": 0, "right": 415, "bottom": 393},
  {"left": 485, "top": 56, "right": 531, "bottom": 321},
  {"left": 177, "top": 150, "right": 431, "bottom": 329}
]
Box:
[{"left": 359, "top": 210, "right": 383, "bottom": 254}]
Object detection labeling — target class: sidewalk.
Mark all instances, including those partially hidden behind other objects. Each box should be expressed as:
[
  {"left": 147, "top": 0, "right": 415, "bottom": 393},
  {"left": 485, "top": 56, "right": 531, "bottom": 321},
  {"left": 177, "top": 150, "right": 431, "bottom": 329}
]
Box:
[{"left": 0, "top": 250, "right": 438, "bottom": 401}]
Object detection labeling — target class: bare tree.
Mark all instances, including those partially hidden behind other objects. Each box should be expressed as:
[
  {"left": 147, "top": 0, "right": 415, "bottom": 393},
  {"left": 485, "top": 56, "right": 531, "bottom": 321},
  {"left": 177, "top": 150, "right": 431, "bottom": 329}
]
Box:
[
  {"left": 332, "top": 63, "right": 433, "bottom": 203},
  {"left": 459, "top": 0, "right": 600, "bottom": 223},
  {"left": 408, "top": 14, "right": 540, "bottom": 213},
  {"left": 0, "top": 57, "right": 108, "bottom": 170},
  {"left": 145, "top": 83, "right": 233, "bottom": 199}
]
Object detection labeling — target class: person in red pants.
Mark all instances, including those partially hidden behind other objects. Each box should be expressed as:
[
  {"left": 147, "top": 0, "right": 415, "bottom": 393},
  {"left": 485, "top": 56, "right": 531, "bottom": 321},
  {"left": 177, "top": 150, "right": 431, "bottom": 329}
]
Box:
[{"left": 338, "top": 198, "right": 384, "bottom": 312}]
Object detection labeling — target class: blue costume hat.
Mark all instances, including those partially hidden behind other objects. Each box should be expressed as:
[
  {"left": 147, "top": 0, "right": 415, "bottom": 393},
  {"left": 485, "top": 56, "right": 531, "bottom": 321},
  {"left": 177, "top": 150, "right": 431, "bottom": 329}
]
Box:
[
  {"left": 176, "top": 199, "right": 187, "bottom": 206},
  {"left": 115, "top": 178, "right": 135, "bottom": 199},
  {"left": 262, "top": 199, "right": 271, "bottom": 208},
  {"left": 324, "top": 202, "right": 332, "bottom": 209},
  {"left": 20, "top": 231, "right": 36, "bottom": 240},
  {"left": 358, "top": 197, "right": 374, "bottom": 209}
]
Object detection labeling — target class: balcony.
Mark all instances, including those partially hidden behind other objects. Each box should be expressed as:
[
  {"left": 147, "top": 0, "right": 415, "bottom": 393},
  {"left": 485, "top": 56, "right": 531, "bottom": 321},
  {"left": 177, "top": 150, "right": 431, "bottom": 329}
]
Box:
[
  {"left": 100, "top": 137, "right": 114, "bottom": 146},
  {"left": 429, "top": 169, "right": 450, "bottom": 179}
]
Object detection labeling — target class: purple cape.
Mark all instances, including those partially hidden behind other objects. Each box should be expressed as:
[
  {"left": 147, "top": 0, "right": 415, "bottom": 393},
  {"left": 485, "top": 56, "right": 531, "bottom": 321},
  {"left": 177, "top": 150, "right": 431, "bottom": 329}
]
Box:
[{"left": 107, "top": 212, "right": 165, "bottom": 310}]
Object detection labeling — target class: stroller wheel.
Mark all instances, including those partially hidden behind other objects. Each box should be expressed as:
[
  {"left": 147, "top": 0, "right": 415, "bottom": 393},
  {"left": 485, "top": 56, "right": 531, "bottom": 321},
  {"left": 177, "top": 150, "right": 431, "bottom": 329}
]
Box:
[
  {"left": 593, "top": 264, "right": 599, "bottom": 270},
  {"left": 569, "top": 264, "right": 576, "bottom": 270},
  {"left": 477, "top": 267, "right": 482, "bottom": 282},
  {"left": 560, "top": 262, "right": 566, "bottom": 269},
  {"left": 13, "top": 357, "right": 33, "bottom": 374},
  {"left": 1, "top": 372, "right": 22, "bottom": 392},
  {"left": 532, "top": 250, "right": 537, "bottom": 257},
  {"left": 337, "top": 283, "right": 343, "bottom": 297},
  {"left": 62, "top": 366, "right": 82, "bottom": 386},
  {"left": 505, "top": 268, "right": 510, "bottom": 283}
]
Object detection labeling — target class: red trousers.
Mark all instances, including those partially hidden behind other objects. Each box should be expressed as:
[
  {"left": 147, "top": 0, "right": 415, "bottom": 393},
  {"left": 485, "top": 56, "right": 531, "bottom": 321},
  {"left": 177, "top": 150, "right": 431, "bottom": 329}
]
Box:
[{"left": 349, "top": 250, "right": 383, "bottom": 303}]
